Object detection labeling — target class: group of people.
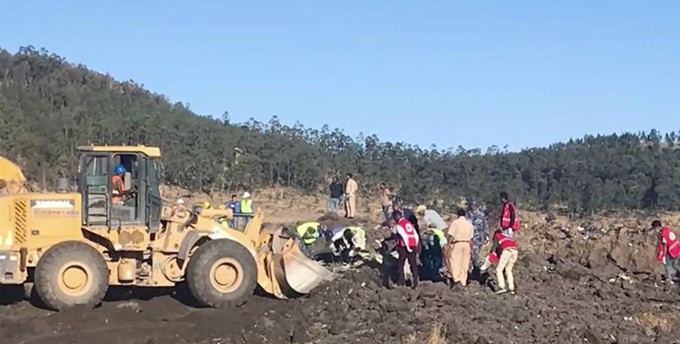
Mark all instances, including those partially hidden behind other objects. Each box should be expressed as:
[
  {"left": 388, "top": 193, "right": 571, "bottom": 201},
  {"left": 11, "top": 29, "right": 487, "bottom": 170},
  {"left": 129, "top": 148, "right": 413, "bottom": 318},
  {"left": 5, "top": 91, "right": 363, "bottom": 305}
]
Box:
[
  {"left": 301, "top": 188, "right": 523, "bottom": 294},
  {"left": 293, "top": 220, "right": 368, "bottom": 262},
  {"left": 376, "top": 192, "right": 520, "bottom": 294},
  {"left": 194, "top": 192, "right": 255, "bottom": 229},
  {"left": 328, "top": 174, "right": 359, "bottom": 218}
]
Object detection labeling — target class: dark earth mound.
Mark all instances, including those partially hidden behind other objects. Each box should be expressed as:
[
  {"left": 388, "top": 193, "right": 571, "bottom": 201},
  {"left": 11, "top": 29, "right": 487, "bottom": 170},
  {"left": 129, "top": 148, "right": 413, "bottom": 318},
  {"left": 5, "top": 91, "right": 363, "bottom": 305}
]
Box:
[
  {"left": 2, "top": 252, "right": 680, "bottom": 344},
  {"left": 3, "top": 213, "right": 680, "bottom": 343}
]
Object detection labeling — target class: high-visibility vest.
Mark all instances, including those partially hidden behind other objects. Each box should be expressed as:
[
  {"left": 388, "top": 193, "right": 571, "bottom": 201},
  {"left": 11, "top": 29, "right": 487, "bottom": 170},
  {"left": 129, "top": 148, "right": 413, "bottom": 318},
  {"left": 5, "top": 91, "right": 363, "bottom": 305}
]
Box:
[
  {"left": 345, "top": 226, "right": 365, "bottom": 240},
  {"left": 657, "top": 227, "right": 680, "bottom": 261},
  {"left": 240, "top": 199, "right": 253, "bottom": 213},
  {"left": 296, "top": 222, "right": 320, "bottom": 246},
  {"left": 431, "top": 228, "right": 447, "bottom": 247},
  {"left": 500, "top": 202, "right": 520, "bottom": 230}
]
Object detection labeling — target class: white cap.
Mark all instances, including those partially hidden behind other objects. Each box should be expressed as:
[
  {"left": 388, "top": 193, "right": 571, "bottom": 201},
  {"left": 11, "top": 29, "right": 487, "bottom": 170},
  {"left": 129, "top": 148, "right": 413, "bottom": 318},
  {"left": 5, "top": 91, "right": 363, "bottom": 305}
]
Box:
[
  {"left": 176, "top": 198, "right": 184, "bottom": 205},
  {"left": 243, "top": 192, "right": 251, "bottom": 198}
]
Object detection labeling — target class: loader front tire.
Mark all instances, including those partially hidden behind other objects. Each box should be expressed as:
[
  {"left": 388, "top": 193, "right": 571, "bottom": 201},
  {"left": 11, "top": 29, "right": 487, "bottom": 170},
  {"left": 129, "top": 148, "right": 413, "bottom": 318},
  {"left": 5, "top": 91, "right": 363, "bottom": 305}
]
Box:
[
  {"left": 186, "top": 239, "right": 257, "bottom": 308},
  {"left": 34, "top": 241, "right": 109, "bottom": 311}
]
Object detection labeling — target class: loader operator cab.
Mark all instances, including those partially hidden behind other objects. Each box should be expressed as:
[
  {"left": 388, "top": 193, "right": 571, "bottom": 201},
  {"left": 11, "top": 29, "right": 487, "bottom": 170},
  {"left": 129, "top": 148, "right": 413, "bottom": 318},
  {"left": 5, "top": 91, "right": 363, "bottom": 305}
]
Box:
[{"left": 77, "top": 145, "right": 162, "bottom": 232}]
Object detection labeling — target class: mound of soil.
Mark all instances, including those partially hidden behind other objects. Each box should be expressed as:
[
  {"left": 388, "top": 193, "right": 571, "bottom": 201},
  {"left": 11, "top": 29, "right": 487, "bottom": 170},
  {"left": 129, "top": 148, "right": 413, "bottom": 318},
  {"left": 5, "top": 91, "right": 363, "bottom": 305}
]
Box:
[
  {"left": 3, "top": 211, "right": 680, "bottom": 343},
  {"left": 2, "top": 254, "right": 680, "bottom": 344}
]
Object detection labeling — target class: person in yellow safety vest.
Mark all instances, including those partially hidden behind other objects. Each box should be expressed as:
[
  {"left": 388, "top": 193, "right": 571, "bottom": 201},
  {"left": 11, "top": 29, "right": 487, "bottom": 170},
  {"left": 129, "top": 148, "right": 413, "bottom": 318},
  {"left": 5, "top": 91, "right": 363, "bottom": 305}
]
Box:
[
  {"left": 239, "top": 192, "right": 254, "bottom": 228},
  {"left": 421, "top": 227, "right": 447, "bottom": 281},
  {"left": 327, "top": 226, "right": 367, "bottom": 263},
  {"left": 295, "top": 222, "right": 323, "bottom": 257}
]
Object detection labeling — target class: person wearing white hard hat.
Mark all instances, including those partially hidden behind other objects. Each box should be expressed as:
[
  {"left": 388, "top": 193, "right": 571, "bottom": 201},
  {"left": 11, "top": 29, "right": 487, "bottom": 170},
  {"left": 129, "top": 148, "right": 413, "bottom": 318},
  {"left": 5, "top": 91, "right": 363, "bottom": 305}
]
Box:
[
  {"left": 415, "top": 205, "right": 447, "bottom": 231},
  {"left": 240, "top": 191, "right": 254, "bottom": 227}
]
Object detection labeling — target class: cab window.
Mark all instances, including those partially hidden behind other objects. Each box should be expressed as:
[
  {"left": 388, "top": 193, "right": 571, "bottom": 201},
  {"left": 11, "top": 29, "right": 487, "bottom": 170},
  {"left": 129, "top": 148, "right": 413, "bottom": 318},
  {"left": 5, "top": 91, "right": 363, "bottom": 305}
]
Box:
[{"left": 111, "top": 153, "right": 141, "bottom": 223}]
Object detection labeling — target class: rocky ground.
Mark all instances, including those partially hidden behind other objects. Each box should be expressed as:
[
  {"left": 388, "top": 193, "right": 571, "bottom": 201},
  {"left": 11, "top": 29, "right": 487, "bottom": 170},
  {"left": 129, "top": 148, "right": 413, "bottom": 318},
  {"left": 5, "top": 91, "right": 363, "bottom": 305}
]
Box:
[
  {"left": 2, "top": 254, "right": 680, "bottom": 344},
  {"left": 3, "top": 189, "right": 680, "bottom": 343}
]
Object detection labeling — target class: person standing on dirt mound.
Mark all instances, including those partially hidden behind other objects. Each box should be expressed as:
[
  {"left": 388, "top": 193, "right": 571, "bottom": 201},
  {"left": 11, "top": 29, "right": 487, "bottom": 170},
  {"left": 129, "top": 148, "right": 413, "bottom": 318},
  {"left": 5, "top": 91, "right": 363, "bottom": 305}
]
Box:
[
  {"left": 379, "top": 183, "right": 393, "bottom": 222},
  {"left": 384, "top": 212, "right": 420, "bottom": 288},
  {"left": 499, "top": 192, "right": 520, "bottom": 238},
  {"left": 446, "top": 208, "right": 474, "bottom": 288},
  {"left": 328, "top": 177, "right": 344, "bottom": 214},
  {"left": 653, "top": 220, "right": 680, "bottom": 286},
  {"left": 466, "top": 198, "right": 488, "bottom": 272},
  {"left": 345, "top": 173, "right": 358, "bottom": 219}
]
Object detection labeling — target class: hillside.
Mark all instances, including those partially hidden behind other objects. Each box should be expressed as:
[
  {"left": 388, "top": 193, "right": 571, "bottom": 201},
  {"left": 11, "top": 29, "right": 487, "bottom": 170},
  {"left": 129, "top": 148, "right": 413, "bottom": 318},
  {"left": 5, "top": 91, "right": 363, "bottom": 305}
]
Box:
[{"left": 2, "top": 46, "right": 680, "bottom": 212}]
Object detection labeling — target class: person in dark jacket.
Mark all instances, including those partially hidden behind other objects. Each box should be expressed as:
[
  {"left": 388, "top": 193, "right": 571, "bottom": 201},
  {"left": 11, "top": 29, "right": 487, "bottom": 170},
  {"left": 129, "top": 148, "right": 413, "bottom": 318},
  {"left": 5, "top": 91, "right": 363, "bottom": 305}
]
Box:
[
  {"left": 392, "top": 198, "right": 420, "bottom": 235},
  {"left": 328, "top": 177, "right": 343, "bottom": 214}
]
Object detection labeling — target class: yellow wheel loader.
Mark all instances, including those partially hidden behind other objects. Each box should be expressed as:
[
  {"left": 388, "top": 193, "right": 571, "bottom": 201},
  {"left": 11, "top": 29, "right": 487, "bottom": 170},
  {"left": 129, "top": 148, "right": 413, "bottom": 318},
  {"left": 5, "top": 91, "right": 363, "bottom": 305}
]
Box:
[{"left": 0, "top": 146, "right": 333, "bottom": 311}]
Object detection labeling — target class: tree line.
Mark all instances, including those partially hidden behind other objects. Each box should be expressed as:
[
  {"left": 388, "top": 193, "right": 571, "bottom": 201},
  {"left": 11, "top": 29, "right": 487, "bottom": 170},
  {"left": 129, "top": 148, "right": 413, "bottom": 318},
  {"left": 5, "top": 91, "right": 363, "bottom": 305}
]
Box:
[{"left": 1, "top": 46, "right": 679, "bottom": 213}]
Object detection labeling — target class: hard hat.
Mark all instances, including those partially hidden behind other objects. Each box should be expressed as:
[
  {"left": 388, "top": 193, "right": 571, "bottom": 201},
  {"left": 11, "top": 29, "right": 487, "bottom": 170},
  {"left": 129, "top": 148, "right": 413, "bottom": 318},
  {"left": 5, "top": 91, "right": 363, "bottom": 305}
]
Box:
[
  {"left": 176, "top": 199, "right": 185, "bottom": 205},
  {"left": 243, "top": 192, "right": 251, "bottom": 198},
  {"left": 416, "top": 205, "right": 427, "bottom": 214},
  {"left": 202, "top": 201, "right": 211, "bottom": 209},
  {"left": 113, "top": 164, "right": 126, "bottom": 175}
]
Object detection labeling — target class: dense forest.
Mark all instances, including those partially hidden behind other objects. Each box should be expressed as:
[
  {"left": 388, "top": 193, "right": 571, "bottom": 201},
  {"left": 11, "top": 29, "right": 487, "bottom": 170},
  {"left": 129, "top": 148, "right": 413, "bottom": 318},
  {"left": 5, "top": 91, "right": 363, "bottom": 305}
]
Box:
[{"left": 1, "top": 46, "right": 679, "bottom": 212}]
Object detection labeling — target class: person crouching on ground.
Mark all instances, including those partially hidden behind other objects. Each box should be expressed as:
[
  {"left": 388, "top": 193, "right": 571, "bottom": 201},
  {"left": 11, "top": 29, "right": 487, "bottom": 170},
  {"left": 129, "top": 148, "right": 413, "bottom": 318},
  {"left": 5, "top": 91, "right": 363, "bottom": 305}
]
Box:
[
  {"left": 488, "top": 228, "right": 519, "bottom": 294},
  {"left": 383, "top": 212, "right": 420, "bottom": 288},
  {"left": 420, "top": 227, "right": 447, "bottom": 281},
  {"left": 446, "top": 208, "right": 474, "bottom": 288},
  {"left": 653, "top": 220, "right": 680, "bottom": 286},
  {"left": 295, "top": 221, "right": 324, "bottom": 258},
  {"left": 325, "top": 226, "right": 367, "bottom": 264}
]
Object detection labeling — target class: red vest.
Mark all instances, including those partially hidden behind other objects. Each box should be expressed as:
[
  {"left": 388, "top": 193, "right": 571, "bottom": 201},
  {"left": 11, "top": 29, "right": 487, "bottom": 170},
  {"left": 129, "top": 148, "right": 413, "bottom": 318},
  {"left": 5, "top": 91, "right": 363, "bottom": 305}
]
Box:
[
  {"left": 500, "top": 202, "right": 520, "bottom": 230},
  {"left": 656, "top": 227, "right": 680, "bottom": 261},
  {"left": 486, "top": 233, "right": 517, "bottom": 265},
  {"left": 495, "top": 231, "right": 517, "bottom": 251},
  {"left": 487, "top": 251, "right": 499, "bottom": 264},
  {"left": 396, "top": 218, "right": 419, "bottom": 248}
]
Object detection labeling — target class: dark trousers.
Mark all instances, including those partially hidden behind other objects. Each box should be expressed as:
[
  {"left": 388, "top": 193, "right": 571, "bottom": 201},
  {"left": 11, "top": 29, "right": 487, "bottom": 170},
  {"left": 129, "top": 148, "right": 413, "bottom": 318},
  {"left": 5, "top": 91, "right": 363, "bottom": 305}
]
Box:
[
  {"left": 382, "top": 205, "right": 392, "bottom": 222},
  {"left": 424, "top": 248, "right": 443, "bottom": 280},
  {"left": 396, "top": 245, "right": 419, "bottom": 287}
]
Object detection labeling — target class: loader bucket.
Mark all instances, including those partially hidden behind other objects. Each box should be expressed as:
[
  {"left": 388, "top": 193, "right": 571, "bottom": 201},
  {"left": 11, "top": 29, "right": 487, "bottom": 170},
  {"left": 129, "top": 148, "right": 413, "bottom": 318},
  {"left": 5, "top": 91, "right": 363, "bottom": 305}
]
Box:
[{"left": 256, "top": 225, "right": 334, "bottom": 298}]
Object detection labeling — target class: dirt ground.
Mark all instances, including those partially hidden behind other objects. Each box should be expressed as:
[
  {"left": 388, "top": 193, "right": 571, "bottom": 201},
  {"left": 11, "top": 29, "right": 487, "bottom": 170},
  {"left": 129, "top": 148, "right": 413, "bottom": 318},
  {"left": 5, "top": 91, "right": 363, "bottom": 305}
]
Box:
[{"left": 3, "top": 189, "right": 680, "bottom": 344}]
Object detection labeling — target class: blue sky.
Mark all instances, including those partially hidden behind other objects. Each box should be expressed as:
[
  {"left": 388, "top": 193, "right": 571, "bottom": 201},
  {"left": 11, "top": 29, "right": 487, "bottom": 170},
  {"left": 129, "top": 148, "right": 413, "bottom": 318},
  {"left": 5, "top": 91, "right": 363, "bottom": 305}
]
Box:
[{"left": 1, "top": 1, "right": 679, "bottom": 151}]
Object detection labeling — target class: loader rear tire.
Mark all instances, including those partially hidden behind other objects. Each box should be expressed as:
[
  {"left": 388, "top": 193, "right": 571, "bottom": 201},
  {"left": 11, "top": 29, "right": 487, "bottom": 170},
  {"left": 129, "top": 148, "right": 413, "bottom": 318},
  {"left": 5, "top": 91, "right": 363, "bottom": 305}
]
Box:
[
  {"left": 34, "top": 241, "right": 109, "bottom": 311},
  {"left": 186, "top": 239, "right": 257, "bottom": 308}
]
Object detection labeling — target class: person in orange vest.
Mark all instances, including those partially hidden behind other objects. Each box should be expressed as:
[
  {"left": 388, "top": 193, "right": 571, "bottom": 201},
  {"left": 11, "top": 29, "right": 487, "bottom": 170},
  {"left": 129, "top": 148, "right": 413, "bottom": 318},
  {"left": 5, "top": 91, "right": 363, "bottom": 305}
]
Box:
[
  {"left": 499, "top": 192, "right": 520, "bottom": 238},
  {"left": 654, "top": 220, "right": 680, "bottom": 285},
  {"left": 112, "top": 164, "right": 136, "bottom": 204},
  {"left": 383, "top": 211, "right": 420, "bottom": 288}
]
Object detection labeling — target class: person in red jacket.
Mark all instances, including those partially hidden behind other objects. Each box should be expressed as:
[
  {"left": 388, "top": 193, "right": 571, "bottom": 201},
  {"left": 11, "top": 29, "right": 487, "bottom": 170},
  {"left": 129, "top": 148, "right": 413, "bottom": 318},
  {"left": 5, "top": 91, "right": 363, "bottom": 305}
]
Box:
[
  {"left": 654, "top": 220, "right": 680, "bottom": 285},
  {"left": 486, "top": 229, "right": 518, "bottom": 294},
  {"left": 383, "top": 211, "right": 420, "bottom": 288},
  {"left": 499, "top": 192, "right": 520, "bottom": 238}
]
